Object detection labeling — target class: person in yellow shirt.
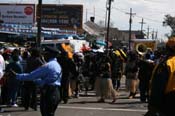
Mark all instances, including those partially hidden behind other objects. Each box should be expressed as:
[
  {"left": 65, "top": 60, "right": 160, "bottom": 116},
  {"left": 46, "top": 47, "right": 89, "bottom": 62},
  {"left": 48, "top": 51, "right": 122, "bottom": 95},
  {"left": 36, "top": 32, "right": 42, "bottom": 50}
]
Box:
[{"left": 146, "top": 37, "right": 175, "bottom": 116}]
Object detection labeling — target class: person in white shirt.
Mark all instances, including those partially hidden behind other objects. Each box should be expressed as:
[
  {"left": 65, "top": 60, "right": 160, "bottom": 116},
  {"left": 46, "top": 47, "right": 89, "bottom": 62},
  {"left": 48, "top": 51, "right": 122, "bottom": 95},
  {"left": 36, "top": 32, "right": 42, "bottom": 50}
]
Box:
[
  {"left": 0, "top": 53, "right": 5, "bottom": 112},
  {"left": 0, "top": 54, "right": 5, "bottom": 78}
]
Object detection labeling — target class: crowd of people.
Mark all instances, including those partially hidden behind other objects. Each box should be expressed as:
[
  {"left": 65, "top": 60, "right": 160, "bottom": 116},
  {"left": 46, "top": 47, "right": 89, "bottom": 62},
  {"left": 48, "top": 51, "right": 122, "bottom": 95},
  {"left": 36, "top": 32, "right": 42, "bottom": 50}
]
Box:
[{"left": 0, "top": 37, "right": 175, "bottom": 116}]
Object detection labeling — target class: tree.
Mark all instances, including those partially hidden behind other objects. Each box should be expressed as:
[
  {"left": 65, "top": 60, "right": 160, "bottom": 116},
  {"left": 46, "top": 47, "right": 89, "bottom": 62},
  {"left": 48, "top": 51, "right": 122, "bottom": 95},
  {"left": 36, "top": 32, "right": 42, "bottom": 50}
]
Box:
[{"left": 163, "top": 14, "right": 175, "bottom": 37}]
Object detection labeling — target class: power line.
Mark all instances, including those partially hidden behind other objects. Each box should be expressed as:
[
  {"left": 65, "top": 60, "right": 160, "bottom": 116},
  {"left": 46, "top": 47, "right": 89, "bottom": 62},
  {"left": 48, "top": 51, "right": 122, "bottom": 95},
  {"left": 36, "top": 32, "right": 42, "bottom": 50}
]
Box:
[
  {"left": 126, "top": 8, "right": 136, "bottom": 50},
  {"left": 135, "top": 15, "right": 162, "bottom": 23},
  {"left": 112, "top": 2, "right": 175, "bottom": 15},
  {"left": 86, "top": 11, "right": 106, "bottom": 19},
  {"left": 113, "top": 7, "right": 163, "bottom": 23},
  {"left": 143, "top": 0, "right": 167, "bottom": 3}
]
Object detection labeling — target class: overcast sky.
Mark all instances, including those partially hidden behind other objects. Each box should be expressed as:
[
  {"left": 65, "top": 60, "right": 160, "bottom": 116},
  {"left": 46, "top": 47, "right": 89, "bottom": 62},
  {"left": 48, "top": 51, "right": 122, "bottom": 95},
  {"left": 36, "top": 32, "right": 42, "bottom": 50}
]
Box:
[{"left": 1, "top": 0, "right": 175, "bottom": 40}]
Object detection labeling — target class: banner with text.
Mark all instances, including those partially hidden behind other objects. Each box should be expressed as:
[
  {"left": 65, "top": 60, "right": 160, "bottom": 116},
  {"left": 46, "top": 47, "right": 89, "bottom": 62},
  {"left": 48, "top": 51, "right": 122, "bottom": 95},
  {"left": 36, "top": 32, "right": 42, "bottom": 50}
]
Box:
[
  {"left": 39, "top": 4, "right": 83, "bottom": 30},
  {"left": 0, "top": 4, "right": 35, "bottom": 25}
]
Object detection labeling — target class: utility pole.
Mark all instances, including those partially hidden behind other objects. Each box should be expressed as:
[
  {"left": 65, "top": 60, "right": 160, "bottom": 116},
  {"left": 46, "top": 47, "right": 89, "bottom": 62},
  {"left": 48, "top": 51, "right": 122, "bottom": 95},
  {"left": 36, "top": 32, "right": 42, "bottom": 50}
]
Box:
[
  {"left": 106, "top": 0, "right": 114, "bottom": 54},
  {"left": 155, "top": 30, "right": 158, "bottom": 40},
  {"left": 105, "top": 0, "right": 108, "bottom": 28},
  {"left": 126, "top": 8, "right": 136, "bottom": 50},
  {"left": 147, "top": 26, "right": 151, "bottom": 39},
  {"left": 37, "top": 0, "right": 42, "bottom": 48},
  {"left": 139, "top": 18, "right": 146, "bottom": 34},
  {"left": 152, "top": 29, "right": 155, "bottom": 40}
]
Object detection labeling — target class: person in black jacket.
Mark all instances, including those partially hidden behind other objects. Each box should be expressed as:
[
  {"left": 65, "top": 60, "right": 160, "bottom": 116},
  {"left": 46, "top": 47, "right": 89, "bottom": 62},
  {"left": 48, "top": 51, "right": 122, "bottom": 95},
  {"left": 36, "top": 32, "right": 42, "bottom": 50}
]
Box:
[
  {"left": 57, "top": 51, "right": 78, "bottom": 104},
  {"left": 22, "top": 48, "right": 45, "bottom": 110}
]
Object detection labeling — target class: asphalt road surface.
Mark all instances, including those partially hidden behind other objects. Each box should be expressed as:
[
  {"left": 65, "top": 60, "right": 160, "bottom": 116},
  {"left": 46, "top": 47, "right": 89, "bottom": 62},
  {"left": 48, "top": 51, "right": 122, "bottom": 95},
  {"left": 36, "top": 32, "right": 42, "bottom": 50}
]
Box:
[
  {"left": 0, "top": 77, "right": 148, "bottom": 116},
  {"left": 0, "top": 89, "right": 148, "bottom": 116}
]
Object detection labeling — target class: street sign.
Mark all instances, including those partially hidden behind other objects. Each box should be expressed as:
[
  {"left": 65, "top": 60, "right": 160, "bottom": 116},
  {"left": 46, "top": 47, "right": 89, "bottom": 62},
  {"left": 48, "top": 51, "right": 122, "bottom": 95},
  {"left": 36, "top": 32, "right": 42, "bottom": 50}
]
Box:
[
  {"left": 0, "top": 3, "right": 35, "bottom": 25},
  {"left": 38, "top": 4, "right": 83, "bottom": 30}
]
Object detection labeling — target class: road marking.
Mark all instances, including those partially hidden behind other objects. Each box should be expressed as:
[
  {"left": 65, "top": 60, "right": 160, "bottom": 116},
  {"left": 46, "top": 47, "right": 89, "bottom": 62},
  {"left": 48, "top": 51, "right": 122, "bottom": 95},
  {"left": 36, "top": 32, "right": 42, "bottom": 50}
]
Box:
[{"left": 58, "top": 106, "right": 147, "bottom": 113}]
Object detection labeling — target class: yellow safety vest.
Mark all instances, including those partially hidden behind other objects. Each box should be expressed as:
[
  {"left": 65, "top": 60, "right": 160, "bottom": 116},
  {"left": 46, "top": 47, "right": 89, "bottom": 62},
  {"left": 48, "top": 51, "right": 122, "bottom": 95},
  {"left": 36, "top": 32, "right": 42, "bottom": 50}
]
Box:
[{"left": 165, "top": 56, "right": 175, "bottom": 93}]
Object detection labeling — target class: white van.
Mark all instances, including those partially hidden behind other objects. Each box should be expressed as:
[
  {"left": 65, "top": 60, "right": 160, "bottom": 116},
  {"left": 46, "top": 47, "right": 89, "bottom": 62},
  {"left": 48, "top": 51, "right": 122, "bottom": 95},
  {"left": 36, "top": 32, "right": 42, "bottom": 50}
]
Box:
[
  {"left": 41, "top": 39, "right": 89, "bottom": 53},
  {"left": 40, "top": 39, "right": 70, "bottom": 48}
]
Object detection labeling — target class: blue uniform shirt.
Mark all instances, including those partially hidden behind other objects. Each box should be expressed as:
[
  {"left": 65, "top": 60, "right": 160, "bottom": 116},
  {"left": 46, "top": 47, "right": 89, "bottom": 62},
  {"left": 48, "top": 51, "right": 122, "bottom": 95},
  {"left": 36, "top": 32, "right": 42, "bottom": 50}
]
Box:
[{"left": 16, "top": 58, "right": 62, "bottom": 87}]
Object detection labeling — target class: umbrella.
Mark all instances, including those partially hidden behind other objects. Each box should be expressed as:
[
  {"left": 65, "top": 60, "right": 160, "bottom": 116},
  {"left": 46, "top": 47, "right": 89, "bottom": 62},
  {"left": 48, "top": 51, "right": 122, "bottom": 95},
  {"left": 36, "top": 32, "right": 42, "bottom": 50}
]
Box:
[{"left": 96, "top": 40, "right": 106, "bottom": 46}]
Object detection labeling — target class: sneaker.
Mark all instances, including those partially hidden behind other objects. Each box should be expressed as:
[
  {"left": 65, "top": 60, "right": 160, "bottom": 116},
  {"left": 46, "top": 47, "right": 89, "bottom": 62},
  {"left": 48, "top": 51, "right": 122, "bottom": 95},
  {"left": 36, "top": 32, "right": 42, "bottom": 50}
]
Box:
[
  {"left": 63, "top": 99, "right": 68, "bottom": 104},
  {"left": 75, "top": 94, "right": 79, "bottom": 98},
  {"left": 12, "top": 104, "right": 18, "bottom": 107},
  {"left": 128, "top": 95, "right": 133, "bottom": 99},
  {"left": 24, "top": 107, "right": 29, "bottom": 111},
  {"left": 97, "top": 99, "right": 105, "bottom": 103},
  {"left": 111, "top": 98, "right": 117, "bottom": 103}
]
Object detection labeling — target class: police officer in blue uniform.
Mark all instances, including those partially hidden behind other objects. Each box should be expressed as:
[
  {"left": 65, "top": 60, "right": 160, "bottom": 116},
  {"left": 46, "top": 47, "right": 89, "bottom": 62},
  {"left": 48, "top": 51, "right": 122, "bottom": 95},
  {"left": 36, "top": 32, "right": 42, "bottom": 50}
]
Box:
[{"left": 13, "top": 46, "right": 62, "bottom": 116}]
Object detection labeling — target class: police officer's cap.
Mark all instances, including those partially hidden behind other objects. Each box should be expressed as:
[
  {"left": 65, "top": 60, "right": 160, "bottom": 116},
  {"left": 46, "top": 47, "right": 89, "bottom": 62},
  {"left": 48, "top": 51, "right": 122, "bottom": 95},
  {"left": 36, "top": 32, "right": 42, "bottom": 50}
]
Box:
[{"left": 44, "top": 46, "right": 61, "bottom": 54}]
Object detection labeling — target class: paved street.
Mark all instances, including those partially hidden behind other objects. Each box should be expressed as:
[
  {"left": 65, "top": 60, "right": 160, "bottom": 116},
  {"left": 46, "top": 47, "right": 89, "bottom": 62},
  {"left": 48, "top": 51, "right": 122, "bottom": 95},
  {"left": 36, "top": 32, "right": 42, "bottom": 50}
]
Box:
[
  {"left": 0, "top": 78, "right": 148, "bottom": 116},
  {"left": 0, "top": 91, "right": 148, "bottom": 116}
]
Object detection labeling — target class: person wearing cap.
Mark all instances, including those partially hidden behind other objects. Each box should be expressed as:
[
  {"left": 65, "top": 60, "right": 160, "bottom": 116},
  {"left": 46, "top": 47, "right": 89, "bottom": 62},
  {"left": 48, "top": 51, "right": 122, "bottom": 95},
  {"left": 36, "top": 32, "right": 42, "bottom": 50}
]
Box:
[
  {"left": 137, "top": 53, "right": 155, "bottom": 103},
  {"left": 145, "top": 37, "right": 175, "bottom": 116},
  {"left": 12, "top": 46, "right": 62, "bottom": 116}
]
